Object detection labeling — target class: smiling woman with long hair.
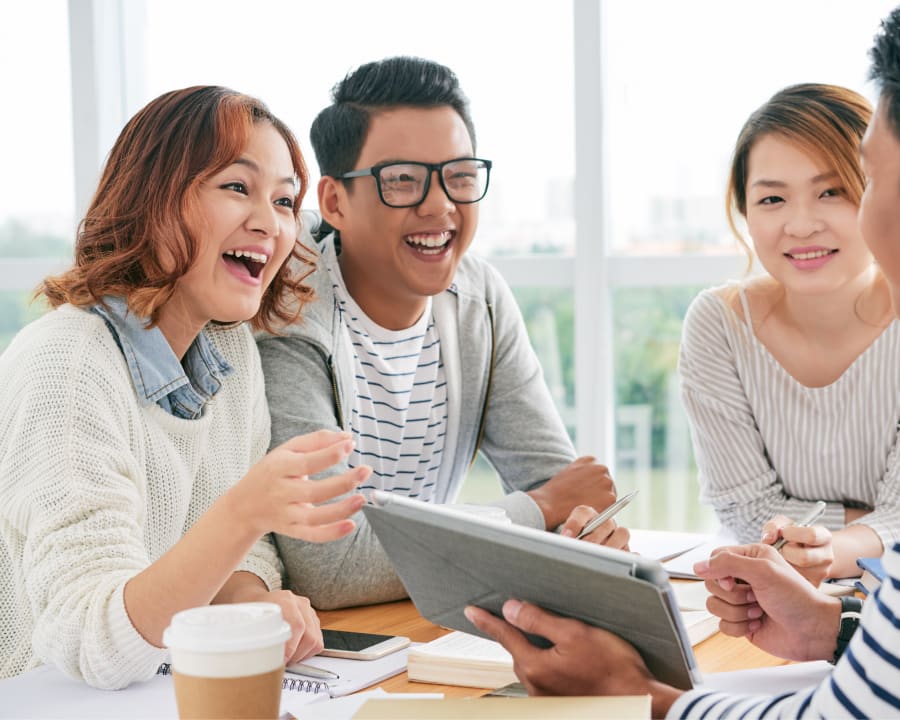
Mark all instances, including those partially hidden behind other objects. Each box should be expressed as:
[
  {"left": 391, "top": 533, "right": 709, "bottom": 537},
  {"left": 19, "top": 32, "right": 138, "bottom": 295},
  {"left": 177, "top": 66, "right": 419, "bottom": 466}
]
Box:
[{"left": 679, "top": 83, "right": 899, "bottom": 583}]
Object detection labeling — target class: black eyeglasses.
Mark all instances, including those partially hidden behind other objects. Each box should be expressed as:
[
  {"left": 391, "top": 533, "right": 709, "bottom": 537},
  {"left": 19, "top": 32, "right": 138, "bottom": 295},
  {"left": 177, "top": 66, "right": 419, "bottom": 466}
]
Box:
[{"left": 337, "top": 157, "right": 492, "bottom": 208}]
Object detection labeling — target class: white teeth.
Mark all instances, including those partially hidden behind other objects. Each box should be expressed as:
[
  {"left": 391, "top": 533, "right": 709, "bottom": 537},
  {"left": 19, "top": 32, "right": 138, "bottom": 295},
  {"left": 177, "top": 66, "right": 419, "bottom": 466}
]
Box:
[
  {"left": 406, "top": 232, "right": 451, "bottom": 249},
  {"left": 790, "top": 249, "right": 833, "bottom": 260},
  {"left": 224, "top": 249, "right": 269, "bottom": 263}
]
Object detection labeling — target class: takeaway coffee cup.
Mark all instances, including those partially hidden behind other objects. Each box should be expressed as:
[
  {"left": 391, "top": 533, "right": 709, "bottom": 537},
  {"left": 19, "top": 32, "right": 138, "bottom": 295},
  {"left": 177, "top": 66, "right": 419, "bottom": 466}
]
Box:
[{"left": 163, "top": 602, "right": 291, "bottom": 720}]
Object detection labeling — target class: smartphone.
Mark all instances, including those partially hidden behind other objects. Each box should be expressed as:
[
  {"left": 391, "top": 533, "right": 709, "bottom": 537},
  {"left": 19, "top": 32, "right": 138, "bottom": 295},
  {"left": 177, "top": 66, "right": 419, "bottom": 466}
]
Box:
[{"left": 319, "top": 628, "right": 410, "bottom": 660}]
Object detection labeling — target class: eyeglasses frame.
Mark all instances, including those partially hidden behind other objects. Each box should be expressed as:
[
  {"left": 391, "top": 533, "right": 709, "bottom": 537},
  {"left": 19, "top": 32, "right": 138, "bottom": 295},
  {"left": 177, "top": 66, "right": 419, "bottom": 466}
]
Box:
[{"left": 337, "top": 157, "right": 492, "bottom": 208}]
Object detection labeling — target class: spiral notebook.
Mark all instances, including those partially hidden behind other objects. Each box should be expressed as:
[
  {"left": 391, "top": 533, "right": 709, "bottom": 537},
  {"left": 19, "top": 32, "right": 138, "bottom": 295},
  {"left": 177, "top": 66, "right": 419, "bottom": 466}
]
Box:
[
  {"left": 156, "top": 647, "right": 409, "bottom": 699},
  {"left": 0, "top": 649, "right": 410, "bottom": 719}
]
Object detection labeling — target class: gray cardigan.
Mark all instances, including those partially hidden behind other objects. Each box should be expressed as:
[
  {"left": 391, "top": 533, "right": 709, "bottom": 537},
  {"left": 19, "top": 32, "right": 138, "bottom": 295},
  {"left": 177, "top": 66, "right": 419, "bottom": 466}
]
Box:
[{"left": 257, "top": 231, "right": 576, "bottom": 609}]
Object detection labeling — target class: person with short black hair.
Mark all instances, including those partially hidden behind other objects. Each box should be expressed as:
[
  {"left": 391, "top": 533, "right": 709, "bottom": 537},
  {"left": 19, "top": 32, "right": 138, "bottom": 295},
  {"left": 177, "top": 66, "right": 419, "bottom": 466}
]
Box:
[{"left": 257, "top": 56, "right": 627, "bottom": 610}]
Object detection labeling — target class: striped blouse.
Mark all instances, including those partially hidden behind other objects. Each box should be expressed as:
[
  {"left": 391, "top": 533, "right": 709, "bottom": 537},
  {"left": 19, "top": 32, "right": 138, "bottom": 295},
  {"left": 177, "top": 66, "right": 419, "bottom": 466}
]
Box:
[
  {"left": 669, "top": 541, "right": 900, "bottom": 718},
  {"left": 678, "top": 286, "right": 900, "bottom": 546}
]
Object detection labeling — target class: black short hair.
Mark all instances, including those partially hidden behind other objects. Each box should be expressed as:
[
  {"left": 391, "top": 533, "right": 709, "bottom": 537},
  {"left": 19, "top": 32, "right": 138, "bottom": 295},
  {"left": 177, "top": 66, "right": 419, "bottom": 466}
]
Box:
[
  {"left": 870, "top": 6, "right": 900, "bottom": 139},
  {"left": 309, "top": 56, "right": 476, "bottom": 178}
]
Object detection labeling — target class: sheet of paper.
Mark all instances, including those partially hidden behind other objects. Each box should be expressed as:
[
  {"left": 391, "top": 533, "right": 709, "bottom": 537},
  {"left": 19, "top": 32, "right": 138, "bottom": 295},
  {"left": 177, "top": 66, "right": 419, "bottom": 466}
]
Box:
[
  {"left": 0, "top": 665, "right": 182, "bottom": 719},
  {"left": 628, "top": 529, "right": 711, "bottom": 562},
  {"left": 662, "top": 528, "right": 739, "bottom": 579},
  {"left": 699, "top": 661, "right": 832, "bottom": 695},
  {"left": 285, "top": 689, "right": 444, "bottom": 720},
  {"left": 352, "top": 696, "right": 651, "bottom": 719}
]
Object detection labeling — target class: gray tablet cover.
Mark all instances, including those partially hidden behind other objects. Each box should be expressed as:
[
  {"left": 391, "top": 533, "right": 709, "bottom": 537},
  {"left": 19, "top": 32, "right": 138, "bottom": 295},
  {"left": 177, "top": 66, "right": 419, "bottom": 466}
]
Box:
[{"left": 363, "top": 491, "right": 701, "bottom": 690}]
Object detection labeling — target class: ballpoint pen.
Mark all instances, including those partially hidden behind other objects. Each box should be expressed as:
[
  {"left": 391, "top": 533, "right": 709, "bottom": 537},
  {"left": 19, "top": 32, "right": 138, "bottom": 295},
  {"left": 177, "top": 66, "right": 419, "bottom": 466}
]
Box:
[
  {"left": 285, "top": 661, "right": 340, "bottom": 681},
  {"left": 576, "top": 489, "right": 639, "bottom": 539},
  {"left": 771, "top": 500, "right": 827, "bottom": 551}
]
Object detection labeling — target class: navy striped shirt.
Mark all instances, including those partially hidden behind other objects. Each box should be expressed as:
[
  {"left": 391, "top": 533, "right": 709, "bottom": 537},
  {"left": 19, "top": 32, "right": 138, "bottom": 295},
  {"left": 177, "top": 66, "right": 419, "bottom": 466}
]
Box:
[
  {"left": 326, "top": 253, "right": 447, "bottom": 501},
  {"left": 670, "top": 542, "right": 900, "bottom": 718}
]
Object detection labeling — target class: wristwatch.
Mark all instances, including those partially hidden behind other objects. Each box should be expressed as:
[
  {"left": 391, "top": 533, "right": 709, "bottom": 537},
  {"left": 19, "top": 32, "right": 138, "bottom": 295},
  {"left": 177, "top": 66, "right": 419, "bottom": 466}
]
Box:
[{"left": 832, "top": 595, "right": 863, "bottom": 664}]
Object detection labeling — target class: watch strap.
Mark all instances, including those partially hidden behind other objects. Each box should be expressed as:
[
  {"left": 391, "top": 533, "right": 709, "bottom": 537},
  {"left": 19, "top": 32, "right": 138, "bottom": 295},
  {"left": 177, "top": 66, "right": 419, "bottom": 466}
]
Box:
[{"left": 833, "top": 595, "right": 863, "bottom": 664}]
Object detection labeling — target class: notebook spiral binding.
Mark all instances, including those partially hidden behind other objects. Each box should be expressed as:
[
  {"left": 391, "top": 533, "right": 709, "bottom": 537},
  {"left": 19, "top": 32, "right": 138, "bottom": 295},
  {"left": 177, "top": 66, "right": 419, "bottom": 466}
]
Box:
[{"left": 156, "top": 663, "right": 329, "bottom": 694}]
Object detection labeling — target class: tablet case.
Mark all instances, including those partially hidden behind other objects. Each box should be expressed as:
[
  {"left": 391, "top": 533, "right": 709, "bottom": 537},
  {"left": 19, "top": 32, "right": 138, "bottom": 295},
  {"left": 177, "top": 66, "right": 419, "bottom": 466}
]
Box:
[{"left": 363, "top": 491, "right": 701, "bottom": 690}]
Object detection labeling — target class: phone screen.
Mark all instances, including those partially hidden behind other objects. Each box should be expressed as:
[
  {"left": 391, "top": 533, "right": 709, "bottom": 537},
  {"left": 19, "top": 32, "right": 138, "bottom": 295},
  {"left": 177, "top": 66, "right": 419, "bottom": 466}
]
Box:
[{"left": 321, "top": 629, "right": 395, "bottom": 652}]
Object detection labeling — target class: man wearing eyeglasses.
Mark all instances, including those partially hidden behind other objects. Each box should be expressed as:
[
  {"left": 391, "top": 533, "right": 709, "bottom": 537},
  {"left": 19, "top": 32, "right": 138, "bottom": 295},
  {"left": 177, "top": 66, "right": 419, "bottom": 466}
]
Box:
[{"left": 257, "top": 56, "right": 627, "bottom": 610}]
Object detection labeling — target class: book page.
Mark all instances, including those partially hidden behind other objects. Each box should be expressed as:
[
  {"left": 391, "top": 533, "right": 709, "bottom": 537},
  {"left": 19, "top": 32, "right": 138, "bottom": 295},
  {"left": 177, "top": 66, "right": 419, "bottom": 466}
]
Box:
[{"left": 408, "top": 631, "right": 511, "bottom": 664}]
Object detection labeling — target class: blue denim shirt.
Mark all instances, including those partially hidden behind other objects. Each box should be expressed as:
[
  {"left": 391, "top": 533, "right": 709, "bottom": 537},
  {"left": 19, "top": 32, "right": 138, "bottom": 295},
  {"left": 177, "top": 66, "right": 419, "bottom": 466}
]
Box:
[{"left": 91, "top": 297, "right": 233, "bottom": 419}]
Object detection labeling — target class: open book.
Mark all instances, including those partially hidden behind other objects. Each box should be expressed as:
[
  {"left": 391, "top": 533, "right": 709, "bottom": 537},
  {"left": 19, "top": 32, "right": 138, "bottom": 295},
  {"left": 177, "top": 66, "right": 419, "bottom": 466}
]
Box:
[{"left": 407, "top": 632, "right": 517, "bottom": 688}]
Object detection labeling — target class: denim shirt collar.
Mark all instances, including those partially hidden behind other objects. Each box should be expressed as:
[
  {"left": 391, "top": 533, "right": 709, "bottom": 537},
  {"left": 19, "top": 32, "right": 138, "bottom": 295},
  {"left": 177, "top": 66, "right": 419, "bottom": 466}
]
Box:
[{"left": 91, "top": 296, "right": 233, "bottom": 419}]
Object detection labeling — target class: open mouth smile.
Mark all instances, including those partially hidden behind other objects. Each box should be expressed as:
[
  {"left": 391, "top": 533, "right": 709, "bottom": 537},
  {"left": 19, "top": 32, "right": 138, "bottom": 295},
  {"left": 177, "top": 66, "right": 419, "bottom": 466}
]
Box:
[
  {"left": 405, "top": 231, "right": 453, "bottom": 256},
  {"left": 222, "top": 248, "right": 269, "bottom": 279}
]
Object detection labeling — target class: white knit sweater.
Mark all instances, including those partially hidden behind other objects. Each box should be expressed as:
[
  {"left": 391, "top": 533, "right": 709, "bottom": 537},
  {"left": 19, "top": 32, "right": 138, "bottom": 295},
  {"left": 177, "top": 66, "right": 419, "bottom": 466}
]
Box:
[{"left": 0, "top": 305, "right": 282, "bottom": 689}]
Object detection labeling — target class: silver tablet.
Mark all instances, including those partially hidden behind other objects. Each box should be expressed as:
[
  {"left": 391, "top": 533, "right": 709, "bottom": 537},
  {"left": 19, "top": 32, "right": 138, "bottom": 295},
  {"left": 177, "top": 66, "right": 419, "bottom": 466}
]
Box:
[{"left": 363, "top": 491, "right": 702, "bottom": 690}]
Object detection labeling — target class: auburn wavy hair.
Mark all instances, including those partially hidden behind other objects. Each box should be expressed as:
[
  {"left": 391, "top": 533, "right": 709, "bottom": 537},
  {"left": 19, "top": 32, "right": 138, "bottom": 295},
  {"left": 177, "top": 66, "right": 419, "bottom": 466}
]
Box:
[{"left": 41, "top": 85, "right": 314, "bottom": 333}]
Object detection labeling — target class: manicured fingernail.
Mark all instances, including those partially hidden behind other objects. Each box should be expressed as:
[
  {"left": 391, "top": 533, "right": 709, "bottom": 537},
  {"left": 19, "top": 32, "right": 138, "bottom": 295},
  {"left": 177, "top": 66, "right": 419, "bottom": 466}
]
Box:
[
  {"left": 561, "top": 528, "right": 574, "bottom": 538},
  {"left": 746, "top": 590, "right": 756, "bottom": 603},
  {"left": 503, "top": 599, "right": 523, "bottom": 621},
  {"left": 747, "top": 606, "right": 763, "bottom": 619},
  {"left": 464, "top": 607, "right": 476, "bottom": 623},
  {"left": 760, "top": 531, "right": 772, "bottom": 543},
  {"left": 748, "top": 620, "right": 761, "bottom": 632}
]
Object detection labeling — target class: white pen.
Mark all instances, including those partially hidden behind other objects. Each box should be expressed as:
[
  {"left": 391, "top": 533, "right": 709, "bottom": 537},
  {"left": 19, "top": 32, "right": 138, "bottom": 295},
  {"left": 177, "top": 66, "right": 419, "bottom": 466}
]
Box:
[
  {"left": 771, "top": 500, "right": 827, "bottom": 551},
  {"left": 285, "top": 661, "right": 340, "bottom": 680},
  {"left": 576, "top": 489, "right": 638, "bottom": 540}
]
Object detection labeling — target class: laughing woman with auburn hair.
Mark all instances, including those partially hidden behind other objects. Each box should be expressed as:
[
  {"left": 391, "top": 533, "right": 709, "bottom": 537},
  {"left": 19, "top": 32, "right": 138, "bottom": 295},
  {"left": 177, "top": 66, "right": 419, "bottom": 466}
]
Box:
[{"left": 0, "top": 86, "right": 370, "bottom": 689}]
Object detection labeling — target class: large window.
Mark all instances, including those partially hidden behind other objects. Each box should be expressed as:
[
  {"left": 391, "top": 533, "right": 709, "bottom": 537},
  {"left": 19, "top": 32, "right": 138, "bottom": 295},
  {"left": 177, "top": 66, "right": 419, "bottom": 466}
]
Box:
[
  {"left": 0, "top": 1, "right": 73, "bottom": 350},
  {"left": 6, "top": 1, "right": 899, "bottom": 530},
  {"left": 603, "top": 0, "right": 894, "bottom": 255},
  {"left": 142, "top": 0, "right": 575, "bottom": 257}
]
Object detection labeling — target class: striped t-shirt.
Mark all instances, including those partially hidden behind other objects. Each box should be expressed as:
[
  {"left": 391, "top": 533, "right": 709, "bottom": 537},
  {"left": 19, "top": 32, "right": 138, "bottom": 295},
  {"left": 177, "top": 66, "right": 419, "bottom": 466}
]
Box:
[
  {"left": 668, "top": 541, "right": 900, "bottom": 718},
  {"left": 679, "top": 285, "right": 900, "bottom": 546},
  {"left": 326, "top": 253, "right": 447, "bottom": 501}
]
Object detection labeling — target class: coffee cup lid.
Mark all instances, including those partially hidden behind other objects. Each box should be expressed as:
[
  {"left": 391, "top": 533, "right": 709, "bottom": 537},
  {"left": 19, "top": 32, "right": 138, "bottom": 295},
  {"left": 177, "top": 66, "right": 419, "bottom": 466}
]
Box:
[{"left": 163, "top": 602, "right": 291, "bottom": 654}]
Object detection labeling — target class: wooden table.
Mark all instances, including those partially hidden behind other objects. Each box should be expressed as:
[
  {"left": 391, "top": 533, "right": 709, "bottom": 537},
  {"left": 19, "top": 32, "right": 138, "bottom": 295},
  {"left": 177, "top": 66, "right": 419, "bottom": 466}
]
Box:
[{"left": 318, "top": 599, "right": 790, "bottom": 698}]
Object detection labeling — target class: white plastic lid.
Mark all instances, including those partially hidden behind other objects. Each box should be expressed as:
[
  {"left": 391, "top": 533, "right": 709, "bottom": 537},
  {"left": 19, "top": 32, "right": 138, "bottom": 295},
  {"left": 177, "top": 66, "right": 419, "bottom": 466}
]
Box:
[{"left": 163, "top": 602, "right": 291, "bottom": 654}]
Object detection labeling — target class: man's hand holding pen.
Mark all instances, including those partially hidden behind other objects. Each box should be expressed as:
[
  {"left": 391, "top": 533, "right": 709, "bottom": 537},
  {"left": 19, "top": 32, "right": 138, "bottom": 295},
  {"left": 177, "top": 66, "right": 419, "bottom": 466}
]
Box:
[{"left": 558, "top": 489, "right": 637, "bottom": 549}]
